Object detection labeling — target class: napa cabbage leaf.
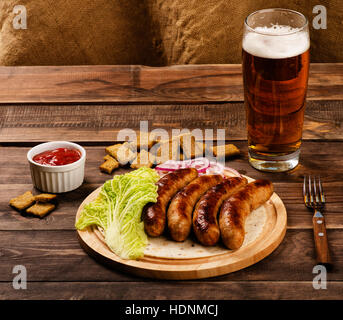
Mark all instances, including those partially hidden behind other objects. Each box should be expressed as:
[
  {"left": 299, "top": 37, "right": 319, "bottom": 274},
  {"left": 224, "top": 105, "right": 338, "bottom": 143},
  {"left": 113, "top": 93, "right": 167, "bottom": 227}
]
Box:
[{"left": 75, "top": 167, "right": 159, "bottom": 259}]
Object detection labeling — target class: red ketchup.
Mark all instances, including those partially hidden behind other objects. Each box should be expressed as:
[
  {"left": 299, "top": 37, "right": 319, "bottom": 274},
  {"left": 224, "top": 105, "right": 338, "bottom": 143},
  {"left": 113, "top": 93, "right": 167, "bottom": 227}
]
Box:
[{"left": 33, "top": 148, "right": 81, "bottom": 166}]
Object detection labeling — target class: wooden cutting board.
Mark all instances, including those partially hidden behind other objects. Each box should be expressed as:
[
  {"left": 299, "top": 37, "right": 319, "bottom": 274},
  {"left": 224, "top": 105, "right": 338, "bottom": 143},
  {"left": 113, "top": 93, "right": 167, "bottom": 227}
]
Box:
[{"left": 76, "top": 179, "right": 287, "bottom": 280}]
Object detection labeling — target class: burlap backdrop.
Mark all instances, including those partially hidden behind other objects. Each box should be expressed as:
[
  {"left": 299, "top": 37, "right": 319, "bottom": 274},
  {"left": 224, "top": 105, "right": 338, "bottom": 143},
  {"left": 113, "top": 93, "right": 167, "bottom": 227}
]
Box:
[
  {"left": 0, "top": 0, "right": 341, "bottom": 65},
  {"left": 0, "top": 0, "right": 160, "bottom": 65}
]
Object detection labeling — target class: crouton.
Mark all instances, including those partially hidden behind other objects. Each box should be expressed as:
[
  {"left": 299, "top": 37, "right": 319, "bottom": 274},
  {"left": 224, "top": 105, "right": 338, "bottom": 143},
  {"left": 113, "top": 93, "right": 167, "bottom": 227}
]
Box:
[
  {"left": 130, "top": 149, "right": 154, "bottom": 169},
  {"left": 128, "top": 132, "right": 157, "bottom": 150},
  {"left": 105, "top": 143, "right": 136, "bottom": 165},
  {"left": 26, "top": 202, "right": 56, "bottom": 218},
  {"left": 212, "top": 144, "right": 240, "bottom": 158},
  {"left": 180, "top": 134, "right": 205, "bottom": 159},
  {"left": 34, "top": 193, "right": 57, "bottom": 203},
  {"left": 9, "top": 191, "right": 35, "bottom": 211},
  {"left": 100, "top": 155, "right": 120, "bottom": 174},
  {"left": 105, "top": 144, "right": 123, "bottom": 159},
  {"left": 115, "top": 142, "right": 136, "bottom": 165},
  {"left": 154, "top": 138, "right": 182, "bottom": 164}
]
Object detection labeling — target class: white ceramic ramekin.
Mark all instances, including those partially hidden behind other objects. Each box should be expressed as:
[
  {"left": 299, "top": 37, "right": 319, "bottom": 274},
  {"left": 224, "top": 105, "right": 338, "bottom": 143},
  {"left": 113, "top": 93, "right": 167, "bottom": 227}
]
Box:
[{"left": 27, "top": 141, "right": 86, "bottom": 193}]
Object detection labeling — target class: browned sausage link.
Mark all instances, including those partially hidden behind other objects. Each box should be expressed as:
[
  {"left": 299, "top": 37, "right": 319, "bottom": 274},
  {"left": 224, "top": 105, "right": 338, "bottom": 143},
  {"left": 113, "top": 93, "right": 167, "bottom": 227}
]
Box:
[
  {"left": 193, "top": 177, "right": 248, "bottom": 246},
  {"left": 143, "top": 168, "right": 198, "bottom": 237},
  {"left": 167, "top": 174, "right": 223, "bottom": 242},
  {"left": 219, "top": 179, "right": 274, "bottom": 250}
]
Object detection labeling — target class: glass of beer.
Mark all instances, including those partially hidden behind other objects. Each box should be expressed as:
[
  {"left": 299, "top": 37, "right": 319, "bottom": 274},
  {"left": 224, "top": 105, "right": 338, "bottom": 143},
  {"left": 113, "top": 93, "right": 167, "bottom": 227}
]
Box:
[{"left": 242, "top": 8, "right": 310, "bottom": 172}]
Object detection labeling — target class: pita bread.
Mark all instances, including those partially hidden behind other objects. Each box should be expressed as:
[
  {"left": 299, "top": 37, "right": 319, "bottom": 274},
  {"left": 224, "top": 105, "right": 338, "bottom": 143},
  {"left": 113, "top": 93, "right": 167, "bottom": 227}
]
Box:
[{"left": 144, "top": 202, "right": 267, "bottom": 259}]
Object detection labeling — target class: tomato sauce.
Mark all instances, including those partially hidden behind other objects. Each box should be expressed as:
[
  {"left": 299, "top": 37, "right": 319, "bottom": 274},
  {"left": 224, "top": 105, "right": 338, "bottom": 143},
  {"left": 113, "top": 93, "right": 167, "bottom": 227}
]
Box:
[{"left": 33, "top": 148, "right": 81, "bottom": 166}]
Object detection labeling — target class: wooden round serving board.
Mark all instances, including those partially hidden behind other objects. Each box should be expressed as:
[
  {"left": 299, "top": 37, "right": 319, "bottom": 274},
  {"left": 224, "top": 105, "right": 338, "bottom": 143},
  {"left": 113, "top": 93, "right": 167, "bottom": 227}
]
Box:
[{"left": 76, "top": 176, "right": 287, "bottom": 280}]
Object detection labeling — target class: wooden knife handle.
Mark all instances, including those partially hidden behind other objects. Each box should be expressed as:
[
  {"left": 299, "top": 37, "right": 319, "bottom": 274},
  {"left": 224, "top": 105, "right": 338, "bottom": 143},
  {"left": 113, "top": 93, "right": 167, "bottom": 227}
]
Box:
[{"left": 312, "top": 213, "right": 331, "bottom": 266}]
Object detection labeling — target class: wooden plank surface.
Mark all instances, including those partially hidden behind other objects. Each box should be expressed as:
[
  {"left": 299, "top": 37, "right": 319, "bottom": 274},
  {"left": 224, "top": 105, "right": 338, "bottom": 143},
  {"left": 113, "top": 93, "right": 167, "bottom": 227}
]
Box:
[
  {"left": 0, "top": 229, "right": 342, "bottom": 283},
  {"left": 1, "top": 142, "right": 342, "bottom": 291},
  {"left": 1, "top": 100, "right": 343, "bottom": 143},
  {"left": 1, "top": 63, "right": 343, "bottom": 300},
  {"left": 1, "top": 142, "right": 343, "bottom": 231},
  {"left": 0, "top": 64, "right": 341, "bottom": 103},
  {"left": 1, "top": 281, "right": 343, "bottom": 300}
]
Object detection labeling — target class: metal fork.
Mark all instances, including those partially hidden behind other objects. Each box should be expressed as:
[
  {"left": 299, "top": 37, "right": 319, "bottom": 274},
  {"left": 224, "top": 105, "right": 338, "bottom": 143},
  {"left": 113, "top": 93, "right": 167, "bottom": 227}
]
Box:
[{"left": 303, "top": 176, "right": 331, "bottom": 266}]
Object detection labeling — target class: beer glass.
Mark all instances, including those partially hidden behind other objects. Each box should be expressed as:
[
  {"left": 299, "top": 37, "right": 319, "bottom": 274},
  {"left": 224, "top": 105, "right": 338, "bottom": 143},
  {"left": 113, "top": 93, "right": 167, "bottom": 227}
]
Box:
[{"left": 242, "top": 8, "right": 310, "bottom": 172}]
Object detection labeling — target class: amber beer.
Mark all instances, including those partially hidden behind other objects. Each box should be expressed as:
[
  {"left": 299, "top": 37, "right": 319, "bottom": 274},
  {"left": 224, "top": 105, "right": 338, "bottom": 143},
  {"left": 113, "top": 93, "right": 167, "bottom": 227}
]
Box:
[{"left": 242, "top": 9, "right": 310, "bottom": 172}]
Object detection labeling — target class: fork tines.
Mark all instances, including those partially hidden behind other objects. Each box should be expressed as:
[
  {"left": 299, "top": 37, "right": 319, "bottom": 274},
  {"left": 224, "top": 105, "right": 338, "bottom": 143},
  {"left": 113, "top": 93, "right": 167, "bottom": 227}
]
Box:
[{"left": 303, "top": 175, "right": 325, "bottom": 209}]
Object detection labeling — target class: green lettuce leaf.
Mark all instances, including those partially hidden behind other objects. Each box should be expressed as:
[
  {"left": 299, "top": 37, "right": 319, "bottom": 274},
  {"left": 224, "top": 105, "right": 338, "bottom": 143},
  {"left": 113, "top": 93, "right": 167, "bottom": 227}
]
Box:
[{"left": 75, "top": 167, "right": 160, "bottom": 260}]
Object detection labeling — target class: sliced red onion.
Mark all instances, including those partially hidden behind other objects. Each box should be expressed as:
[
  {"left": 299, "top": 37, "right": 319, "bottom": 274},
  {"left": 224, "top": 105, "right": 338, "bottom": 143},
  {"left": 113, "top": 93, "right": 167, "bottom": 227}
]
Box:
[
  {"left": 209, "top": 161, "right": 224, "bottom": 173},
  {"left": 155, "top": 160, "right": 182, "bottom": 171},
  {"left": 223, "top": 166, "right": 241, "bottom": 177},
  {"left": 154, "top": 157, "right": 240, "bottom": 177},
  {"left": 204, "top": 167, "right": 218, "bottom": 175},
  {"left": 189, "top": 157, "right": 210, "bottom": 173},
  {"left": 179, "top": 159, "right": 193, "bottom": 168}
]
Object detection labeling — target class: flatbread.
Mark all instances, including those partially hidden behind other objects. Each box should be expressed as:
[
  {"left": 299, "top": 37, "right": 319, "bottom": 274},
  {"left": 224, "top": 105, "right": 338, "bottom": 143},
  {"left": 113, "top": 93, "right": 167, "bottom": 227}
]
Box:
[
  {"left": 144, "top": 202, "right": 268, "bottom": 259},
  {"left": 94, "top": 199, "right": 269, "bottom": 260},
  {"left": 94, "top": 173, "right": 269, "bottom": 260}
]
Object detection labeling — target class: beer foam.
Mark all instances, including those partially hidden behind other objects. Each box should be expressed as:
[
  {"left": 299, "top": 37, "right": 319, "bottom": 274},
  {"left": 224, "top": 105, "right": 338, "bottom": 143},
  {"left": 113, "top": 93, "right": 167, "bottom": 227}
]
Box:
[{"left": 243, "top": 25, "right": 309, "bottom": 59}]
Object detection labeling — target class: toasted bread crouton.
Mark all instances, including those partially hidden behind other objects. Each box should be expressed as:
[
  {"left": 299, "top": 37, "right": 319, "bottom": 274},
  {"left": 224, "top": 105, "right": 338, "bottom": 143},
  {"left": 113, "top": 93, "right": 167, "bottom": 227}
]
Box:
[
  {"left": 9, "top": 191, "right": 35, "bottom": 211},
  {"left": 115, "top": 142, "right": 136, "bottom": 165},
  {"left": 105, "top": 144, "right": 122, "bottom": 158},
  {"left": 105, "top": 144, "right": 123, "bottom": 159},
  {"left": 154, "top": 138, "right": 182, "bottom": 164},
  {"left": 180, "top": 134, "right": 205, "bottom": 159},
  {"left": 128, "top": 132, "right": 157, "bottom": 150},
  {"left": 130, "top": 150, "right": 154, "bottom": 169},
  {"left": 103, "top": 155, "right": 113, "bottom": 161},
  {"left": 26, "top": 202, "right": 56, "bottom": 218},
  {"left": 212, "top": 144, "right": 240, "bottom": 158},
  {"left": 34, "top": 193, "right": 57, "bottom": 203},
  {"left": 105, "top": 143, "right": 136, "bottom": 165},
  {"left": 100, "top": 155, "right": 120, "bottom": 174}
]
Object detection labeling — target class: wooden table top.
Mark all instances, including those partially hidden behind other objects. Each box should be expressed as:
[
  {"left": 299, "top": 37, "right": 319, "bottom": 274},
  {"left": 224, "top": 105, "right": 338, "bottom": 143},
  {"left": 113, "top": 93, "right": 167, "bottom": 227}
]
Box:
[{"left": 1, "top": 63, "right": 342, "bottom": 300}]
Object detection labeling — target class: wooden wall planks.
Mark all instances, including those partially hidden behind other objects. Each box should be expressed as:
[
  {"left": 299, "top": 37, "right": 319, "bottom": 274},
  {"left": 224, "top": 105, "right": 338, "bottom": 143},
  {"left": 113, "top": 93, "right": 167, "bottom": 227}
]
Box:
[
  {"left": 1, "top": 100, "right": 343, "bottom": 142},
  {"left": 0, "top": 64, "right": 342, "bottom": 103}
]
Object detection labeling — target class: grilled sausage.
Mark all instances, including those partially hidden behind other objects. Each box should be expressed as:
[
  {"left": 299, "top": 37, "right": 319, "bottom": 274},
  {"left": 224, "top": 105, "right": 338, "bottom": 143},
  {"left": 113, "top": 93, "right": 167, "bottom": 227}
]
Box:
[
  {"left": 143, "top": 168, "right": 198, "bottom": 237},
  {"left": 193, "top": 177, "right": 248, "bottom": 246},
  {"left": 219, "top": 179, "right": 273, "bottom": 250},
  {"left": 167, "top": 174, "right": 223, "bottom": 242}
]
